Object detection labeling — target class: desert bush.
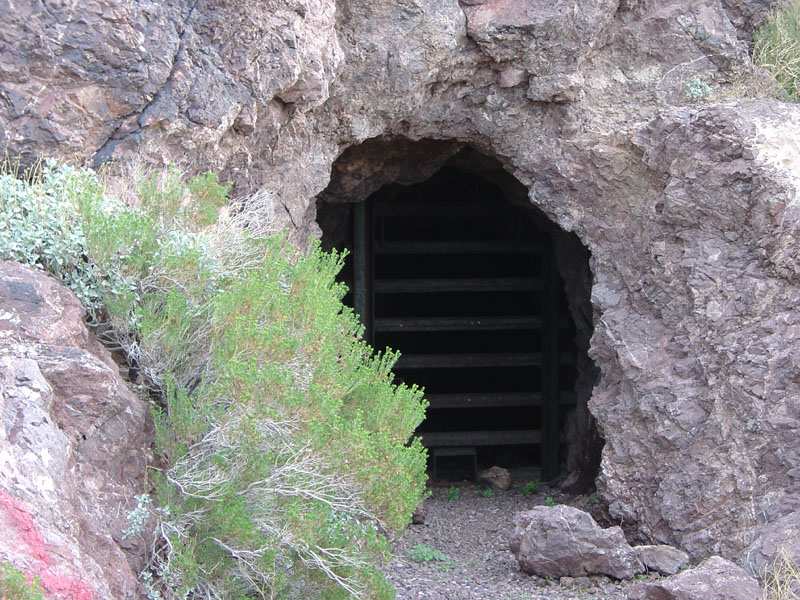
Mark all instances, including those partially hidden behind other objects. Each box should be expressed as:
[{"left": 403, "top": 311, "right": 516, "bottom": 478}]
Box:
[
  {"left": 0, "top": 160, "right": 428, "bottom": 599},
  {"left": 0, "top": 159, "right": 108, "bottom": 311},
  {"left": 408, "top": 543, "right": 447, "bottom": 564},
  {"left": 753, "top": 1, "right": 800, "bottom": 102},
  {"left": 0, "top": 562, "right": 44, "bottom": 600},
  {"left": 441, "top": 486, "right": 459, "bottom": 501}
]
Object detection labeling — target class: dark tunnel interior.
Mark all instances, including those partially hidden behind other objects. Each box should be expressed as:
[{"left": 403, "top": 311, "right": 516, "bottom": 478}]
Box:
[{"left": 317, "top": 163, "right": 595, "bottom": 483}]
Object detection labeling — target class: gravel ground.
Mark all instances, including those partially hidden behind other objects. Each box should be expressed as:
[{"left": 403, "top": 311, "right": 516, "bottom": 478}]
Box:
[{"left": 384, "top": 480, "right": 663, "bottom": 600}]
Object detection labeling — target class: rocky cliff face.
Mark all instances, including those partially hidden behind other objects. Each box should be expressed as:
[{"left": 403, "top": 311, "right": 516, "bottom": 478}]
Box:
[
  {"left": 0, "top": 262, "right": 153, "bottom": 599},
  {"left": 3, "top": 0, "right": 800, "bottom": 574}
]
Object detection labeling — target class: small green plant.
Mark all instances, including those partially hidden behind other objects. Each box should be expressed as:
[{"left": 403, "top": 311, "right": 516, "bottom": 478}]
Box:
[
  {"left": 684, "top": 76, "right": 713, "bottom": 100},
  {"left": 481, "top": 488, "right": 495, "bottom": 498},
  {"left": 587, "top": 492, "right": 599, "bottom": 502},
  {"left": 434, "top": 559, "right": 460, "bottom": 572},
  {"left": 754, "top": 0, "right": 800, "bottom": 102},
  {"left": 634, "top": 573, "right": 648, "bottom": 580},
  {"left": 409, "top": 543, "right": 448, "bottom": 563},
  {"left": 442, "top": 485, "right": 460, "bottom": 501},
  {"left": 122, "top": 493, "right": 153, "bottom": 539},
  {"left": 521, "top": 481, "right": 538, "bottom": 496},
  {"left": 544, "top": 496, "right": 556, "bottom": 507},
  {"left": 0, "top": 562, "right": 45, "bottom": 600}
]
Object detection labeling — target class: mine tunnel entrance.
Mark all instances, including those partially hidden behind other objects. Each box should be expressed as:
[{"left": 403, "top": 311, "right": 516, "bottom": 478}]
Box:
[{"left": 317, "top": 144, "right": 599, "bottom": 486}]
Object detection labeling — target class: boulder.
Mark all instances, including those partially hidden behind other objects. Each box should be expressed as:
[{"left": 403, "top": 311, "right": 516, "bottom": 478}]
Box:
[
  {"left": 627, "top": 556, "right": 762, "bottom": 600},
  {"left": 633, "top": 545, "right": 690, "bottom": 576},
  {"left": 0, "top": 261, "right": 153, "bottom": 600},
  {"left": 478, "top": 466, "right": 512, "bottom": 491},
  {"left": 745, "top": 510, "right": 800, "bottom": 578},
  {"left": 510, "top": 505, "right": 644, "bottom": 579},
  {"left": 411, "top": 502, "right": 426, "bottom": 525}
]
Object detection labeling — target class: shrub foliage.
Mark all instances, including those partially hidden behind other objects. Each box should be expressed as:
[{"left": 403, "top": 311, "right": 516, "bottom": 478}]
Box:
[
  {"left": 0, "top": 562, "right": 44, "bottom": 600},
  {"left": 0, "top": 160, "right": 428, "bottom": 599}
]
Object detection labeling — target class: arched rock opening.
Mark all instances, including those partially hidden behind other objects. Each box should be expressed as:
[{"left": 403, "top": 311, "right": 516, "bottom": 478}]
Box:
[{"left": 316, "top": 138, "right": 600, "bottom": 489}]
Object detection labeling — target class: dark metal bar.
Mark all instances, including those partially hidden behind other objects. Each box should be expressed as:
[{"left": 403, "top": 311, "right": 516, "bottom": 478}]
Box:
[
  {"left": 396, "top": 352, "right": 542, "bottom": 369},
  {"left": 375, "top": 240, "right": 543, "bottom": 255},
  {"left": 425, "top": 391, "right": 577, "bottom": 409},
  {"left": 374, "top": 278, "right": 542, "bottom": 293},
  {"left": 541, "top": 246, "right": 560, "bottom": 481},
  {"left": 353, "top": 201, "right": 372, "bottom": 344},
  {"left": 420, "top": 430, "right": 542, "bottom": 447},
  {"left": 426, "top": 392, "right": 541, "bottom": 408},
  {"left": 374, "top": 315, "right": 544, "bottom": 332},
  {"left": 396, "top": 352, "right": 574, "bottom": 369}
]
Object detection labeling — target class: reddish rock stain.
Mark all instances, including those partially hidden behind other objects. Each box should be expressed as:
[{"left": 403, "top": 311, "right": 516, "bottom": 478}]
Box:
[{"left": 0, "top": 490, "right": 95, "bottom": 599}]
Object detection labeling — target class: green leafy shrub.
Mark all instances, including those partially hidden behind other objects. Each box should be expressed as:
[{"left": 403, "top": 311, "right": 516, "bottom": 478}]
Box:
[
  {"left": 544, "top": 496, "right": 556, "bottom": 507},
  {"left": 408, "top": 543, "right": 447, "bottom": 564},
  {"left": 521, "top": 481, "right": 538, "bottom": 496},
  {"left": 0, "top": 159, "right": 108, "bottom": 312},
  {"left": 0, "top": 562, "right": 44, "bottom": 600},
  {"left": 754, "top": 0, "right": 800, "bottom": 102},
  {"left": 480, "top": 488, "right": 495, "bottom": 498},
  {"left": 441, "top": 485, "right": 459, "bottom": 501},
  {"left": 0, "top": 161, "right": 429, "bottom": 599},
  {"left": 684, "top": 76, "right": 712, "bottom": 100}
]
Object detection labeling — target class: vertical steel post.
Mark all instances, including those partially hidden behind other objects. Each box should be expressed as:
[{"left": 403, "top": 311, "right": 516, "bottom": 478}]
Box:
[
  {"left": 541, "top": 244, "right": 560, "bottom": 481},
  {"left": 353, "top": 201, "right": 372, "bottom": 345}
]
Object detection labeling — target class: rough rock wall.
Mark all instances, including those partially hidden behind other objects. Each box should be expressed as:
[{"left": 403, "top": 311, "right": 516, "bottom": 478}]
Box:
[
  {"left": 593, "top": 101, "right": 800, "bottom": 561},
  {"left": 0, "top": 262, "right": 153, "bottom": 599},
  {"left": 3, "top": 0, "right": 800, "bottom": 571}
]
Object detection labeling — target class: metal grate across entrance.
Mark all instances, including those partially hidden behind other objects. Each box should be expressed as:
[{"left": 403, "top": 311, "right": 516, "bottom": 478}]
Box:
[{"left": 346, "top": 171, "right": 575, "bottom": 481}]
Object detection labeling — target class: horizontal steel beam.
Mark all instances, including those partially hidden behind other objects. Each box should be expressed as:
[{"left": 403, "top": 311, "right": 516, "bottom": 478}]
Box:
[
  {"left": 396, "top": 352, "right": 541, "bottom": 368},
  {"left": 420, "top": 430, "right": 542, "bottom": 447},
  {"left": 375, "top": 315, "right": 544, "bottom": 332},
  {"left": 425, "top": 391, "right": 577, "bottom": 409},
  {"left": 395, "top": 352, "right": 574, "bottom": 369},
  {"left": 374, "top": 277, "right": 542, "bottom": 293},
  {"left": 375, "top": 240, "right": 543, "bottom": 255}
]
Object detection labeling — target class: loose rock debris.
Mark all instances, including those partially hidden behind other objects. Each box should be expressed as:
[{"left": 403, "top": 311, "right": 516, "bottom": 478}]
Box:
[{"left": 384, "top": 482, "right": 662, "bottom": 600}]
